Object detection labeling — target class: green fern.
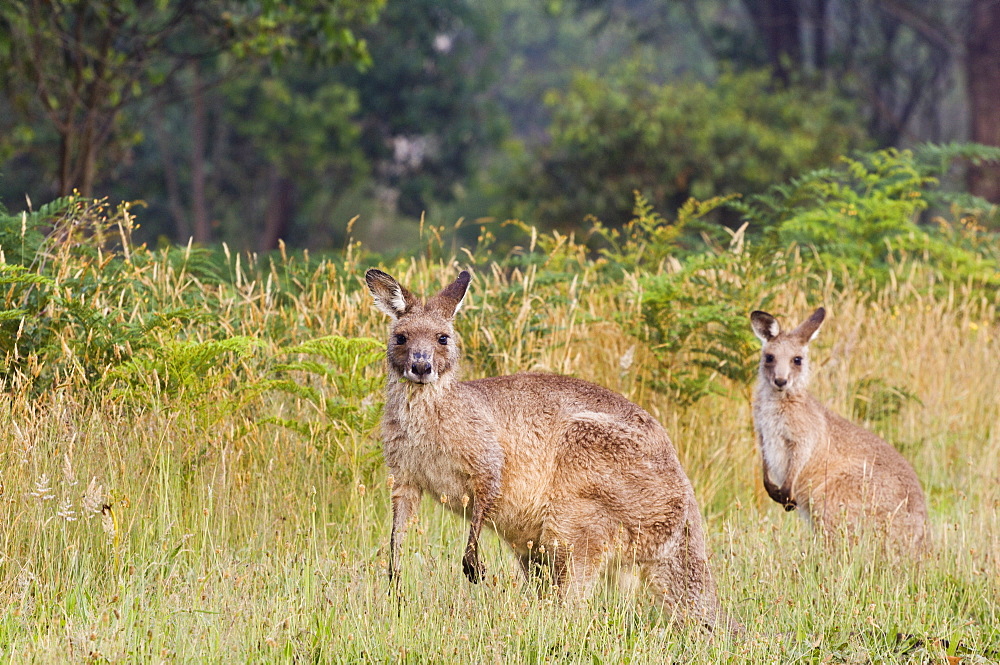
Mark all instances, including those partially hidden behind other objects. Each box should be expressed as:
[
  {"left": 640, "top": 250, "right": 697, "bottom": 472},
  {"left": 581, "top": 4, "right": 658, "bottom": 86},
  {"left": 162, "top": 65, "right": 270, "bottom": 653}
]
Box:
[
  {"left": 912, "top": 141, "right": 1000, "bottom": 172},
  {"left": 273, "top": 336, "right": 384, "bottom": 400},
  {"left": 850, "top": 376, "right": 922, "bottom": 424},
  {"left": 262, "top": 336, "right": 385, "bottom": 472},
  {"left": 727, "top": 147, "right": 1000, "bottom": 288},
  {"left": 639, "top": 243, "right": 793, "bottom": 406},
  {"left": 104, "top": 335, "right": 264, "bottom": 403},
  {"left": 0, "top": 196, "right": 75, "bottom": 267},
  {"left": 912, "top": 142, "right": 1000, "bottom": 220},
  {"left": 592, "top": 191, "right": 737, "bottom": 274}
]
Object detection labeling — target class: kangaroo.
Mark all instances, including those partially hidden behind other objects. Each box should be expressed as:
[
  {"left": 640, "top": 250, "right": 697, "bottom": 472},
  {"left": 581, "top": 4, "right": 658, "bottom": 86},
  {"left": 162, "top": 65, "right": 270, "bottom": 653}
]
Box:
[
  {"left": 750, "top": 307, "right": 928, "bottom": 550},
  {"left": 366, "top": 268, "right": 727, "bottom": 628}
]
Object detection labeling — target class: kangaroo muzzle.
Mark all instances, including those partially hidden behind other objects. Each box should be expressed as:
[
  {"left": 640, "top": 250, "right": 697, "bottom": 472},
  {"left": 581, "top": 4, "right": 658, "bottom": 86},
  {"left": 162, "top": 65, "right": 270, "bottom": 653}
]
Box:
[{"left": 406, "top": 350, "right": 437, "bottom": 383}]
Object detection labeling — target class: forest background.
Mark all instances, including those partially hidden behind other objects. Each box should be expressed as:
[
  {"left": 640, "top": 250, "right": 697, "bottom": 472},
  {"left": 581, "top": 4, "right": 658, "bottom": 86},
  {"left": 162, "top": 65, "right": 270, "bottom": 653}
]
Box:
[
  {"left": 0, "top": 0, "right": 999, "bottom": 662},
  {"left": 2, "top": 0, "right": 1000, "bottom": 251}
]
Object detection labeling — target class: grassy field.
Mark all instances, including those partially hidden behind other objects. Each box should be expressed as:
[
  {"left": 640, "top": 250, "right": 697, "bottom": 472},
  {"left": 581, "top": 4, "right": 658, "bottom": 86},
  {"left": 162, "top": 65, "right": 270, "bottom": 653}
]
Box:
[{"left": 0, "top": 223, "right": 998, "bottom": 662}]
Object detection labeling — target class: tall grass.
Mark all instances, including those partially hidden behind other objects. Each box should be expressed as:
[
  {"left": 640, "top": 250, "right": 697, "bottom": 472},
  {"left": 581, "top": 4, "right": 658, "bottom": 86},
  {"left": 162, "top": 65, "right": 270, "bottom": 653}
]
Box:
[{"left": 0, "top": 207, "right": 998, "bottom": 661}]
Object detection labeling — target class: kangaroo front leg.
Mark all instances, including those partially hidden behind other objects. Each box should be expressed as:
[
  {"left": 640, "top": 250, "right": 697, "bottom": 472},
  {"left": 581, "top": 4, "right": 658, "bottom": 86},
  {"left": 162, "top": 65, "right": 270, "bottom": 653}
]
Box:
[
  {"left": 762, "top": 460, "right": 796, "bottom": 511},
  {"left": 389, "top": 482, "right": 422, "bottom": 588},
  {"left": 462, "top": 474, "right": 500, "bottom": 584}
]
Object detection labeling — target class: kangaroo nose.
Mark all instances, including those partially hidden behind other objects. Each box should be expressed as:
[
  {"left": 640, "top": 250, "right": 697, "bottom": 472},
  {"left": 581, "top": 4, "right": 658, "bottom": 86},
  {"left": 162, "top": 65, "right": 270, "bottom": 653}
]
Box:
[
  {"left": 411, "top": 360, "right": 432, "bottom": 377},
  {"left": 774, "top": 378, "right": 787, "bottom": 388}
]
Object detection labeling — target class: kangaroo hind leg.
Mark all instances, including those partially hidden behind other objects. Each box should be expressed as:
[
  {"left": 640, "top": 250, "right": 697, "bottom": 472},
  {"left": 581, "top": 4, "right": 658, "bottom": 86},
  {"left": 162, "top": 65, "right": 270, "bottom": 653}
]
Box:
[{"left": 638, "top": 503, "right": 723, "bottom": 631}]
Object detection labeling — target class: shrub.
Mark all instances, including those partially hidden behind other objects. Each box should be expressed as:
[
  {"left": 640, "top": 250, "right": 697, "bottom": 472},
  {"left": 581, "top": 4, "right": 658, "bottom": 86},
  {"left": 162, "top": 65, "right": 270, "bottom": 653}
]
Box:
[
  {"left": 506, "top": 64, "right": 868, "bottom": 229},
  {"left": 262, "top": 335, "right": 385, "bottom": 481},
  {"left": 0, "top": 198, "right": 201, "bottom": 390},
  {"left": 731, "top": 147, "right": 1000, "bottom": 288}
]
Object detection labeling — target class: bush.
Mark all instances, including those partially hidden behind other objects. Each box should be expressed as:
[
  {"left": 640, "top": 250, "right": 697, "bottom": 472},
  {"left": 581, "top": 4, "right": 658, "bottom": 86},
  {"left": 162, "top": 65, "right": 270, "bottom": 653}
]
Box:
[
  {"left": 732, "top": 147, "right": 1000, "bottom": 288},
  {"left": 610, "top": 148, "right": 1000, "bottom": 407},
  {"left": 505, "top": 64, "right": 868, "bottom": 229},
  {"left": 0, "top": 198, "right": 205, "bottom": 390}
]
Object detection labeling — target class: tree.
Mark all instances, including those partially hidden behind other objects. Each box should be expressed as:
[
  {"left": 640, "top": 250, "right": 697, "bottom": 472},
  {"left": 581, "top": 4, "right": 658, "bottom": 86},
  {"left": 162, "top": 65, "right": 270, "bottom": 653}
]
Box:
[
  {"left": 505, "top": 65, "right": 868, "bottom": 230},
  {"left": 0, "top": 0, "right": 383, "bottom": 239},
  {"left": 337, "top": 0, "right": 504, "bottom": 219},
  {"left": 966, "top": 0, "right": 1000, "bottom": 202},
  {"left": 692, "top": 1, "right": 958, "bottom": 145},
  {"left": 740, "top": 0, "right": 803, "bottom": 85}
]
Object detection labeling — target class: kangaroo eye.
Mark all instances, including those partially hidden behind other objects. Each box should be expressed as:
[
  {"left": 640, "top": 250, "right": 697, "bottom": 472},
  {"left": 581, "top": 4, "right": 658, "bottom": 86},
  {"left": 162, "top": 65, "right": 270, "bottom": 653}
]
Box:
[
  {"left": 438, "top": 335, "right": 449, "bottom": 346},
  {"left": 793, "top": 356, "right": 803, "bottom": 366},
  {"left": 394, "top": 334, "right": 407, "bottom": 345},
  {"left": 764, "top": 354, "right": 775, "bottom": 364}
]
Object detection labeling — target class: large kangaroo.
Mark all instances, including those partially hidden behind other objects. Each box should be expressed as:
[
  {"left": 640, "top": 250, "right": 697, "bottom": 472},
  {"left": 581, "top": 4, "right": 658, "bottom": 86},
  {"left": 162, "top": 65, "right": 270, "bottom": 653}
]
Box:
[
  {"left": 750, "top": 307, "right": 928, "bottom": 550},
  {"left": 366, "top": 268, "right": 725, "bottom": 628}
]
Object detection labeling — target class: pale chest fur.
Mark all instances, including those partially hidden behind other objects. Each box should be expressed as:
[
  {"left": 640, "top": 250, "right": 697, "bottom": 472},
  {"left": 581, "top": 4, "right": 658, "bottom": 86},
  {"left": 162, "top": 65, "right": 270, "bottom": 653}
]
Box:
[
  {"left": 382, "top": 382, "right": 474, "bottom": 503},
  {"left": 753, "top": 385, "right": 822, "bottom": 488}
]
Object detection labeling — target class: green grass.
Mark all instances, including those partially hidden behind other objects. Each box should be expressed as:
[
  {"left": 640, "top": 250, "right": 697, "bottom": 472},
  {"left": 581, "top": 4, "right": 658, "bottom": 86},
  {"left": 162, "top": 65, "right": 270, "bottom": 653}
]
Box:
[
  {"left": 0, "top": 219, "right": 998, "bottom": 661},
  {"left": 1, "top": 393, "right": 996, "bottom": 662}
]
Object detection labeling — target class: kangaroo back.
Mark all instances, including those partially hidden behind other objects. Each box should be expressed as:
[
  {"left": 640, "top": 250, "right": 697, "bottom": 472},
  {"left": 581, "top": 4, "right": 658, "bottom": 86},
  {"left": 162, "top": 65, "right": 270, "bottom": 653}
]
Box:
[
  {"left": 750, "top": 307, "right": 928, "bottom": 551},
  {"left": 367, "top": 268, "right": 731, "bottom": 630}
]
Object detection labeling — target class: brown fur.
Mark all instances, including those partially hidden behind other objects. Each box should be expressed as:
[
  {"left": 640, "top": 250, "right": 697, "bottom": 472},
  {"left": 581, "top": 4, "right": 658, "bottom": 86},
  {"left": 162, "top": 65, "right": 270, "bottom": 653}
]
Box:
[
  {"left": 366, "top": 268, "right": 726, "bottom": 628},
  {"left": 750, "top": 307, "right": 929, "bottom": 551}
]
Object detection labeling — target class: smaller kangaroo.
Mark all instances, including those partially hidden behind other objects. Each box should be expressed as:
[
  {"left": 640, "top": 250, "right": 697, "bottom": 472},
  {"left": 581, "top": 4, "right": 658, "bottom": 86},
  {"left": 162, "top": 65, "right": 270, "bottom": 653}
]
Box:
[
  {"left": 750, "top": 307, "right": 928, "bottom": 550},
  {"left": 366, "top": 268, "right": 728, "bottom": 629}
]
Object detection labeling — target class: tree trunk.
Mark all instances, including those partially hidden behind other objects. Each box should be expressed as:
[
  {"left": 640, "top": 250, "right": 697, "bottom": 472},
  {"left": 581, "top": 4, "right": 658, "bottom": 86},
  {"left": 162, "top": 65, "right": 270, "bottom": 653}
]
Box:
[
  {"left": 811, "top": 0, "right": 827, "bottom": 73},
  {"left": 153, "top": 99, "right": 191, "bottom": 241},
  {"left": 78, "top": 119, "right": 97, "bottom": 197},
  {"left": 258, "top": 167, "right": 295, "bottom": 253},
  {"left": 190, "top": 64, "right": 211, "bottom": 244},
  {"left": 967, "top": 0, "right": 1000, "bottom": 202},
  {"left": 741, "top": 0, "right": 803, "bottom": 85},
  {"left": 58, "top": 131, "right": 73, "bottom": 197}
]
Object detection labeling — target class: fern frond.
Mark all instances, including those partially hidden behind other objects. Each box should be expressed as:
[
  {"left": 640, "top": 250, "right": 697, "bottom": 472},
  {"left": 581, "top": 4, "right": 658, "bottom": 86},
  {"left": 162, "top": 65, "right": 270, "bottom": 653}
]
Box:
[
  {"left": 279, "top": 336, "right": 383, "bottom": 369},
  {"left": 0, "top": 309, "right": 26, "bottom": 322},
  {"left": 0, "top": 265, "right": 54, "bottom": 287},
  {"left": 266, "top": 378, "right": 324, "bottom": 408},
  {"left": 258, "top": 416, "right": 326, "bottom": 439},
  {"left": 913, "top": 141, "right": 1000, "bottom": 173}
]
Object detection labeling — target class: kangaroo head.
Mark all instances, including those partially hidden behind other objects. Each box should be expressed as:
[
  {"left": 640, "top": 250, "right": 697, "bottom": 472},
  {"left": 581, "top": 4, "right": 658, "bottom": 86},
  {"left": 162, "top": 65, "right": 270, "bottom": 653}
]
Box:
[
  {"left": 365, "top": 268, "right": 471, "bottom": 385},
  {"left": 750, "top": 307, "right": 826, "bottom": 394}
]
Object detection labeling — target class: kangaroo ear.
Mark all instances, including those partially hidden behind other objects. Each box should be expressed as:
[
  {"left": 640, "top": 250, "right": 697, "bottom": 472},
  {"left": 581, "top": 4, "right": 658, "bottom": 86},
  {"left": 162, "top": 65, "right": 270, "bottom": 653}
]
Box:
[
  {"left": 365, "top": 269, "right": 418, "bottom": 320},
  {"left": 427, "top": 270, "right": 471, "bottom": 319},
  {"left": 793, "top": 307, "right": 826, "bottom": 343},
  {"left": 750, "top": 311, "right": 780, "bottom": 342}
]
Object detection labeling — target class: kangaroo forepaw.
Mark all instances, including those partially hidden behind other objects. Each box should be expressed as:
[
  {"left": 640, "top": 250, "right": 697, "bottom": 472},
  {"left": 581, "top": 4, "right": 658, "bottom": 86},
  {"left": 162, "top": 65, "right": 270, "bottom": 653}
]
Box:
[{"left": 462, "top": 551, "right": 484, "bottom": 584}]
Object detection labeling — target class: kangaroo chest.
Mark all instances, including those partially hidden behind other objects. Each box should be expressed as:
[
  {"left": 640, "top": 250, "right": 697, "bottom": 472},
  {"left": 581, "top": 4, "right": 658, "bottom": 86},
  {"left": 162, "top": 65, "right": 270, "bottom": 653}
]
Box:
[
  {"left": 754, "top": 395, "right": 810, "bottom": 487},
  {"left": 383, "top": 391, "right": 474, "bottom": 503}
]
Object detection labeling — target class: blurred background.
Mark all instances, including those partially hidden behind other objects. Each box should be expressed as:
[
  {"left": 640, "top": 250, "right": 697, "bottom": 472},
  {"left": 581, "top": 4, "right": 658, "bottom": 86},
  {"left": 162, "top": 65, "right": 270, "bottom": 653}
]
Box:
[{"left": 0, "top": 0, "right": 997, "bottom": 255}]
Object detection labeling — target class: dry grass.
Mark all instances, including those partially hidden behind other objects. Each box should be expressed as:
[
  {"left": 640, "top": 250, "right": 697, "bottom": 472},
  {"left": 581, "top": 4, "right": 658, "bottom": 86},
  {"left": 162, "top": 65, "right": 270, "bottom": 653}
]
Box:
[{"left": 0, "top": 234, "right": 997, "bottom": 662}]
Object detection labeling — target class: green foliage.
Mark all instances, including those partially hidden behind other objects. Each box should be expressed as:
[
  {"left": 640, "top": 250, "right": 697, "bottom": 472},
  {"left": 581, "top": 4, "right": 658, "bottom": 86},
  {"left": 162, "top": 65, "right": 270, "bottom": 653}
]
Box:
[
  {"left": 207, "top": 66, "right": 369, "bottom": 246},
  {"left": 913, "top": 141, "right": 1000, "bottom": 177},
  {"left": 52, "top": 302, "right": 196, "bottom": 386},
  {"left": 0, "top": 196, "right": 74, "bottom": 266},
  {"left": 849, "top": 377, "right": 922, "bottom": 425},
  {"left": 104, "top": 336, "right": 264, "bottom": 405},
  {"left": 912, "top": 142, "right": 1000, "bottom": 226},
  {"left": 230, "top": 0, "right": 385, "bottom": 66},
  {"left": 507, "top": 64, "right": 868, "bottom": 229},
  {"left": 0, "top": 199, "right": 192, "bottom": 389},
  {"left": 732, "top": 148, "right": 1000, "bottom": 287},
  {"left": 638, "top": 230, "right": 794, "bottom": 406},
  {"left": 263, "top": 335, "right": 384, "bottom": 477},
  {"left": 585, "top": 191, "right": 791, "bottom": 406},
  {"left": 0, "top": 0, "right": 385, "bottom": 244},
  {"left": 632, "top": 147, "right": 999, "bottom": 407},
  {"left": 338, "top": 0, "right": 506, "bottom": 218},
  {"left": 592, "top": 191, "right": 737, "bottom": 273}
]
